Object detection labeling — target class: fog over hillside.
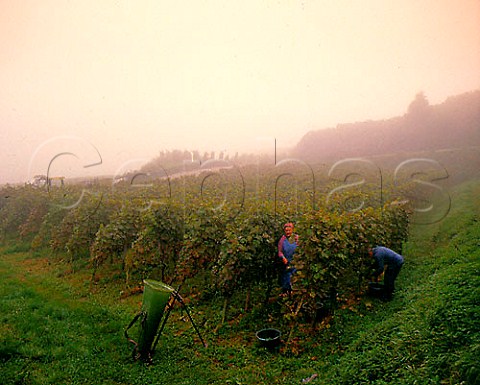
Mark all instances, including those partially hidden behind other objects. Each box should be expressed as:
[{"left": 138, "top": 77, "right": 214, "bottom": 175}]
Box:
[
  {"left": 294, "top": 90, "right": 480, "bottom": 162},
  {"left": 2, "top": 2, "right": 479, "bottom": 185}
]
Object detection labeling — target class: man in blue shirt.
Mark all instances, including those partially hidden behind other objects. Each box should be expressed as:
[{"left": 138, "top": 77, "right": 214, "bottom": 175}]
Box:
[{"left": 370, "top": 246, "right": 404, "bottom": 300}]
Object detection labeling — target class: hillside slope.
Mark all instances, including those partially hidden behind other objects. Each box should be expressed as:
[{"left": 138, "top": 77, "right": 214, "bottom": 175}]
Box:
[
  {"left": 313, "top": 179, "right": 480, "bottom": 384},
  {"left": 0, "top": 180, "right": 478, "bottom": 384},
  {"left": 294, "top": 90, "right": 480, "bottom": 162}
]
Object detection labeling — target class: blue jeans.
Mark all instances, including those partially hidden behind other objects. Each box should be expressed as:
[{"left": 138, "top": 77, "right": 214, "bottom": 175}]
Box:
[
  {"left": 384, "top": 263, "right": 403, "bottom": 298},
  {"left": 279, "top": 265, "right": 297, "bottom": 292}
]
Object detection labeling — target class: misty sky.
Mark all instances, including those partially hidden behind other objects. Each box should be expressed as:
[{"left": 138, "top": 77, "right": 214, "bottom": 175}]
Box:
[{"left": 1, "top": 0, "right": 479, "bottom": 184}]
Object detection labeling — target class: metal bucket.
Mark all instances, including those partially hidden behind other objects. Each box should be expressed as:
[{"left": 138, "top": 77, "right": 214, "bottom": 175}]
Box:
[
  {"left": 256, "top": 328, "right": 282, "bottom": 349},
  {"left": 368, "top": 282, "right": 384, "bottom": 297}
]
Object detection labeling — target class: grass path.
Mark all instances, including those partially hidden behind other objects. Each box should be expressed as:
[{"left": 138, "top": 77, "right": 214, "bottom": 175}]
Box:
[
  {"left": 312, "top": 179, "right": 480, "bottom": 384},
  {"left": 0, "top": 252, "right": 138, "bottom": 384}
]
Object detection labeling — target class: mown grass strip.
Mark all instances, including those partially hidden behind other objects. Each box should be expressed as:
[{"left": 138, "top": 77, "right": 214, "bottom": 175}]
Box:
[{"left": 0, "top": 252, "right": 236, "bottom": 385}]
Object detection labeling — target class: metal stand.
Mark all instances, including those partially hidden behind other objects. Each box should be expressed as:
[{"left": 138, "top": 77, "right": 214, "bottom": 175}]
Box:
[
  {"left": 151, "top": 290, "right": 208, "bottom": 354},
  {"left": 125, "top": 289, "right": 207, "bottom": 363}
]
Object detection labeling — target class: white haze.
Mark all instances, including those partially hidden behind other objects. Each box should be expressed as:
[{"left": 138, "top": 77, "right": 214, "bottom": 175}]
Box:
[{"left": 0, "top": 0, "right": 479, "bottom": 184}]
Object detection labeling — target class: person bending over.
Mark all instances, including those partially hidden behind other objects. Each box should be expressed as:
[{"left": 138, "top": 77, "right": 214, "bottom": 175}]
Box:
[{"left": 370, "top": 246, "right": 404, "bottom": 300}]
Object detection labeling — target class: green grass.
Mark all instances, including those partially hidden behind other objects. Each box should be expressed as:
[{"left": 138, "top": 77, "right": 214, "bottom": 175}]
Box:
[
  {"left": 311, "top": 179, "right": 480, "bottom": 385},
  {"left": 1, "top": 180, "right": 479, "bottom": 384}
]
